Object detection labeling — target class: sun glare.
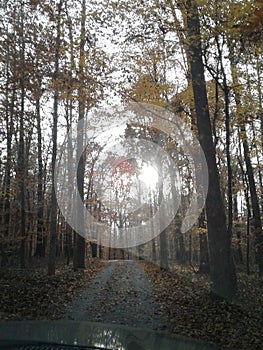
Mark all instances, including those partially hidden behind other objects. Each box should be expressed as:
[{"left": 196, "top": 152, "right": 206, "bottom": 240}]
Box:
[{"left": 139, "top": 164, "right": 159, "bottom": 188}]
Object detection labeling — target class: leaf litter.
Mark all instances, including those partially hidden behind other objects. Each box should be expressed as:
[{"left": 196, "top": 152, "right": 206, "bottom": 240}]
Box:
[
  {"left": 140, "top": 261, "right": 263, "bottom": 350},
  {"left": 0, "top": 258, "right": 105, "bottom": 321},
  {"left": 1, "top": 258, "right": 263, "bottom": 349}
]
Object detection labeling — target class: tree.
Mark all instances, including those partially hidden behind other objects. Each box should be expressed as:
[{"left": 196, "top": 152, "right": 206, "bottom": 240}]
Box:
[
  {"left": 48, "top": 0, "right": 62, "bottom": 276},
  {"left": 185, "top": 0, "right": 237, "bottom": 298},
  {"left": 228, "top": 44, "right": 263, "bottom": 276},
  {"left": 73, "top": 0, "right": 86, "bottom": 270}
]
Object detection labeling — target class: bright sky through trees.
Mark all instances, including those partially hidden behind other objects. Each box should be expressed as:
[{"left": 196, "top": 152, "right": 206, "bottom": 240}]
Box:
[{"left": 139, "top": 164, "right": 159, "bottom": 188}]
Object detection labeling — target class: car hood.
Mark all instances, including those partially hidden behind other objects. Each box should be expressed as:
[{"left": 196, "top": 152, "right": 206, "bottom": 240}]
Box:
[{"left": 0, "top": 320, "right": 221, "bottom": 350}]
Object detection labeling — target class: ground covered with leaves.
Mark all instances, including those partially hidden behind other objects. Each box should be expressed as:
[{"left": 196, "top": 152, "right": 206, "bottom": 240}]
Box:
[
  {"left": 0, "top": 258, "right": 105, "bottom": 321},
  {"left": 1, "top": 258, "right": 263, "bottom": 349},
  {"left": 62, "top": 260, "right": 168, "bottom": 330},
  {"left": 140, "top": 261, "right": 263, "bottom": 350}
]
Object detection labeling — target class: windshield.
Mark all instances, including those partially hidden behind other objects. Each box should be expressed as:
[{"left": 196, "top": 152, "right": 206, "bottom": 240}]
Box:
[{"left": 0, "top": 1, "right": 262, "bottom": 349}]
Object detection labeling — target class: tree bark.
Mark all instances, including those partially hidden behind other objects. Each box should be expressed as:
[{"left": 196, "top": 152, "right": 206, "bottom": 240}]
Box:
[
  {"left": 48, "top": 0, "right": 62, "bottom": 276},
  {"left": 185, "top": 0, "right": 237, "bottom": 298},
  {"left": 35, "top": 95, "right": 45, "bottom": 257},
  {"left": 73, "top": 0, "right": 86, "bottom": 270},
  {"left": 198, "top": 209, "right": 210, "bottom": 274},
  {"left": 18, "top": 2, "right": 26, "bottom": 269},
  {"left": 229, "top": 45, "right": 263, "bottom": 276},
  {"left": 215, "top": 36, "right": 233, "bottom": 238}
]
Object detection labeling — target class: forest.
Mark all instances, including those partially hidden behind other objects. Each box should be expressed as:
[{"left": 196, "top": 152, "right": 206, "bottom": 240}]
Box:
[{"left": 0, "top": 0, "right": 262, "bottom": 349}]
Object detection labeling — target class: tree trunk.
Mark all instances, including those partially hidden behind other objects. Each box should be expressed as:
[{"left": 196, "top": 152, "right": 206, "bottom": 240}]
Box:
[
  {"left": 149, "top": 192, "right": 157, "bottom": 262},
  {"left": 198, "top": 209, "right": 210, "bottom": 274},
  {"left": 229, "top": 45, "right": 263, "bottom": 276},
  {"left": 64, "top": 15, "right": 75, "bottom": 265},
  {"left": 2, "top": 26, "right": 13, "bottom": 241},
  {"left": 18, "top": 2, "right": 26, "bottom": 269},
  {"left": 48, "top": 0, "right": 62, "bottom": 276},
  {"left": 0, "top": 28, "right": 14, "bottom": 266},
  {"left": 215, "top": 36, "right": 233, "bottom": 238},
  {"left": 35, "top": 95, "right": 45, "bottom": 257},
  {"left": 73, "top": 0, "right": 87, "bottom": 270},
  {"left": 157, "top": 135, "right": 168, "bottom": 270},
  {"left": 185, "top": 0, "right": 237, "bottom": 298},
  {"left": 233, "top": 195, "right": 243, "bottom": 264}
]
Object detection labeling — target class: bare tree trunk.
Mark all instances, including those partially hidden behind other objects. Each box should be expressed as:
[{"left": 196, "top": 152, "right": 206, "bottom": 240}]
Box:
[
  {"left": 239, "top": 156, "right": 251, "bottom": 275},
  {"left": 233, "top": 195, "right": 243, "bottom": 264},
  {"left": 2, "top": 32, "right": 12, "bottom": 240},
  {"left": 229, "top": 45, "right": 263, "bottom": 276},
  {"left": 63, "top": 12, "right": 75, "bottom": 265},
  {"left": 198, "top": 209, "right": 210, "bottom": 274},
  {"left": 157, "top": 135, "right": 168, "bottom": 270},
  {"left": 35, "top": 95, "right": 45, "bottom": 257},
  {"left": 185, "top": 0, "right": 237, "bottom": 298},
  {"left": 215, "top": 36, "right": 233, "bottom": 238},
  {"left": 73, "top": 0, "right": 86, "bottom": 270},
  {"left": 48, "top": 0, "right": 62, "bottom": 276},
  {"left": 149, "top": 191, "right": 157, "bottom": 262},
  {"left": 188, "top": 230, "right": 192, "bottom": 265},
  {"left": 256, "top": 54, "right": 263, "bottom": 150},
  {"left": 18, "top": 2, "right": 26, "bottom": 269}
]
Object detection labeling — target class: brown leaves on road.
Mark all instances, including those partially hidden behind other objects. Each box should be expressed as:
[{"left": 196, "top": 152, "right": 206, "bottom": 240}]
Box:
[
  {"left": 0, "top": 258, "right": 105, "bottom": 321},
  {"left": 140, "top": 261, "right": 263, "bottom": 350},
  {"left": 2, "top": 258, "right": 263, "bottom": 349}
]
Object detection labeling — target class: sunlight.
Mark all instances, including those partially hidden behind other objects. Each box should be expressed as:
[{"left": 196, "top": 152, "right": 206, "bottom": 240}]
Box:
[{"left": 139, "top": 164, "right": 158, "bottom": 188}]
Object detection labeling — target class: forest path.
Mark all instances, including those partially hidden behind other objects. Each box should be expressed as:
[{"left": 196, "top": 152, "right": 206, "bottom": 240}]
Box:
[{"left": 61, "top": 260, "right": 168, "bottom": 331}]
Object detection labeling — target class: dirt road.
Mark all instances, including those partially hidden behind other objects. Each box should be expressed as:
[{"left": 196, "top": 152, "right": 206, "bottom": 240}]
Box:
[{"left": 62, "top": 260, "right": 168, "bottom": 331}]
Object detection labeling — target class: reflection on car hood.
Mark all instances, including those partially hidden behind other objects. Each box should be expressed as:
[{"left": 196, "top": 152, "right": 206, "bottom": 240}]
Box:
[{"left": 0, "top": 321, "right": 221, "bottom": 350}]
